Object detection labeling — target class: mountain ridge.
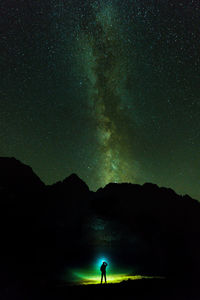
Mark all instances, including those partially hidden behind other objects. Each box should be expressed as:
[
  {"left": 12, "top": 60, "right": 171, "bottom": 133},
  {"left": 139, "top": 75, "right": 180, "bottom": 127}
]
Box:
[
  {"left": 0, "top": 157, "right": 197, "bottom": 203},
  {"left": 0, "top": 156, "right": 200, "bottom": 287}
]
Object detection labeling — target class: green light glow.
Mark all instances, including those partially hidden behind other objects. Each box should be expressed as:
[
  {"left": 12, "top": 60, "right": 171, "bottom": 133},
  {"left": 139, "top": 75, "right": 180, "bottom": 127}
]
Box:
[
  {"left": 70, "top": 270, "right": 162, "bottom": 285},
  {"left": 66, "top": 255, "right": 164, "bottom": 285}
]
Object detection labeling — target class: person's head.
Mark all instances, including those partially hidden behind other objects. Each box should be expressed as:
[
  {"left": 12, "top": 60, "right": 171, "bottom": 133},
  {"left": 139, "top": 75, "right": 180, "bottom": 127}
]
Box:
[{"left": 103, "top": 261, "right": 106, "bottom": 265}]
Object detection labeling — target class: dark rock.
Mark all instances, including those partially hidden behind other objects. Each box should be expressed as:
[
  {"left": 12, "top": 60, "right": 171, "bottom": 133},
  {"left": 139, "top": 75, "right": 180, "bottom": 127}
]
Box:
[{"left": 0, "top": 157, "right": 45, "bottom": 191}]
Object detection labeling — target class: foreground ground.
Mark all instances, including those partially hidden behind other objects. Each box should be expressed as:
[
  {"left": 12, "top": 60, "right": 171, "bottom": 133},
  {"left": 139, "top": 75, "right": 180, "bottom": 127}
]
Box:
[{"left": 1, "top": 278, "right": 200, "bottom": 300}]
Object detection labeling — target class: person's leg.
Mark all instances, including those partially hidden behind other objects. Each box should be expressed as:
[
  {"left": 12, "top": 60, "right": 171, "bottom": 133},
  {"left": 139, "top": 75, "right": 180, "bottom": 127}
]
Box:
[
  {"left": 101, "top": 272, "right": 103, "bottom": 284},
  {"left": 104, "top": 272, "right": 107, "bottom": 283}
]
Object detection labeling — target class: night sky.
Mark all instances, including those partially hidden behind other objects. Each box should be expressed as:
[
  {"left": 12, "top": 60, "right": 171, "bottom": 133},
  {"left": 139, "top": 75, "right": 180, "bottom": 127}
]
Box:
[{"left": 1, "top": 0, "right": 200, "bottom": 199}]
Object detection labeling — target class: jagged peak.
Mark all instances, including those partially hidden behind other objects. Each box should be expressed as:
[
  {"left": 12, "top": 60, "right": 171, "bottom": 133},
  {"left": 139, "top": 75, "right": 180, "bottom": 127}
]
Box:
[
  {"left": 63, "top": 173, "right": 82, "bottom": 182},
  {"left": 52, "top": 173, "right": 90, "bottom": 192},
  {"left": 0, "top": 156, "right": 45, "bottom": 189}
]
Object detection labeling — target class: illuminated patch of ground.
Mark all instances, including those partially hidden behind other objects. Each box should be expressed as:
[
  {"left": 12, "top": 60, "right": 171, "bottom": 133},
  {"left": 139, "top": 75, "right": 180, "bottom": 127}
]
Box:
[
  {"left": 68, "top": 257, "right": 164, "bottom": 285},
  {"left": 71, "top": 271, "right": 163, "bottom": 285}
]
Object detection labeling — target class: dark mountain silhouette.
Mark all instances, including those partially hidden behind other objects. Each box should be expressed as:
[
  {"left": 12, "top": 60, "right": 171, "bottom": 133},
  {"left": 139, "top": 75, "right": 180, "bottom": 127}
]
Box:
[
  {"left": 58, "top": 173, "right": 89, "bottom": 192},
  {"left": 0, "top": 157, "right": 200, "bottom": 298},
  {"left": 92, "top": 182, "right": 200, "bottom": 279},
  {"left": 0, "top": 157, "right": 45, "bottom": 191}
]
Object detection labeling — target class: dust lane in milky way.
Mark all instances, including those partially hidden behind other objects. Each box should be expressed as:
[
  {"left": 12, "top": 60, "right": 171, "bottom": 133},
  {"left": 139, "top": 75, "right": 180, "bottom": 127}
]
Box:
[
  {"left": 1, "top": 0, "right": 200, "bottom": 199},
  {"left": 76, "top": 2, "right": 139, "bottom": 187}
]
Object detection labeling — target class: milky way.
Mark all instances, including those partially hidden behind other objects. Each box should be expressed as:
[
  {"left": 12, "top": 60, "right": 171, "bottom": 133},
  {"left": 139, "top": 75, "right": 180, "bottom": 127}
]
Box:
[
  {"left": 1, "top": 0, "right": 200, "bottom": 199},
  {"left": 76, "top": 1, "right": 139, "bottom": 187}
]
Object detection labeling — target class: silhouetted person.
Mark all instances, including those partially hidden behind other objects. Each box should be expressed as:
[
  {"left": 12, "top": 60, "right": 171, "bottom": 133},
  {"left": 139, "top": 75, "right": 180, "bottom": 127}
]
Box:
[{"left": 100, "top": 261, "right": 108, "bottom": 284}]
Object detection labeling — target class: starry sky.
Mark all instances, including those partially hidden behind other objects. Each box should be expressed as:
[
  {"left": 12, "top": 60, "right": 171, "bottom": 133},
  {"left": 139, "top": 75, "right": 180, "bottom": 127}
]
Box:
[{"left": 1, "top": 0, "right": 200, "bottom": 199}]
